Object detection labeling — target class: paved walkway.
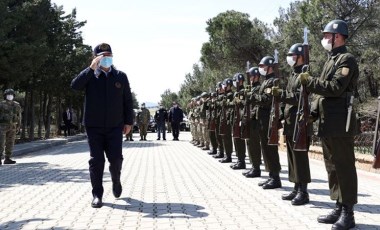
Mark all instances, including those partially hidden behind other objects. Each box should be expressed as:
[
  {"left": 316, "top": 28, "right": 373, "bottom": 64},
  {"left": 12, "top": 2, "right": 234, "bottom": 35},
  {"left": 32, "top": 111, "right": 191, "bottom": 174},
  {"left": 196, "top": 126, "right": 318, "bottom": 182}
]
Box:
[{"left": 0, "top": 132, "right": 379, "bottom": 230}]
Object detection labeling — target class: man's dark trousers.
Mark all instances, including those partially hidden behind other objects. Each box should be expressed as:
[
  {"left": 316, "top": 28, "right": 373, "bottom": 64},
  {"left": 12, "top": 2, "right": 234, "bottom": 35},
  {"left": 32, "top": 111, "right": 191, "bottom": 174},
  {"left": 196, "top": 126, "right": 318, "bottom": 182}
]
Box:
[
  {"left": 171, "top": 122, "right": 180, "bottom": 139},
  {"left": 86, "top": 126, "right": 124, "bottom": 198}
]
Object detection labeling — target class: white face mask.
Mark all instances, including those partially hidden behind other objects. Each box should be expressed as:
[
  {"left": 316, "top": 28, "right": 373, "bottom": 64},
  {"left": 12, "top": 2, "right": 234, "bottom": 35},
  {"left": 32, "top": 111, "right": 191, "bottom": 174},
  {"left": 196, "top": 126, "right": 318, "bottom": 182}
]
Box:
[
  {"left": 286, "top": 56, "right": 296, "bottom": 67},
  {"left": 233, "top": 81, "right": 237, "bottom": 88},
  {"left": 321, "top": 38, "right": 332, "bottom": 51},
  {"left": 6, "top": 95, "right": 14, "bottom": 101},
  {"left": 259, "top": 67, "right": 267, "bottom": 76}
]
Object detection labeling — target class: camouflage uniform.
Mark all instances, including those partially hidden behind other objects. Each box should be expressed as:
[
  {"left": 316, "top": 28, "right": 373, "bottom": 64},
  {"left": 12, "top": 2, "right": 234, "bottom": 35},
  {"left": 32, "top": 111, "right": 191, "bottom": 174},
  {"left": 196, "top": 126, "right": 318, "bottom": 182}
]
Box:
[
  {"left": 0, "top": 97, "right": 22, "bottom": 164},
  {"left": 200, "top": 94, "right": 210, "bottom": 150},
  {"left": 137, "top": 107, "right": 150, "bottom": 140}
]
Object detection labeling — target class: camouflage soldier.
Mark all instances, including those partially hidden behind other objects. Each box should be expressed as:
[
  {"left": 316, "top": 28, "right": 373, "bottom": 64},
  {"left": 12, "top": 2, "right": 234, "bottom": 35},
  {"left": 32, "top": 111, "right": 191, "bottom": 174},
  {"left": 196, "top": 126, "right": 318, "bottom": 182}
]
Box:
[
  {"left": 0, "top": 89, "right": 22, "bottom": 165},
  {"left": 251, "top": 56, "right": 282, "bottom": 189},
  {"left": 137, "top": 103, "right": 150, "bottom": 141},
  {"left": 242, "top": 67, "right": 262, "bottom": 178},
  {"left": 194, "top": 96, "right": 203, "bottom": 147},
  {"left": 188, "top": 98, "right": 196, "bottom": 143},
  {"left": 230, "top": 73, "right": 247, "bottom": 169},
  {"left": 125, "top": 109, "right": 136, "bottom": 141},
  {"left": 298, "top": 20, "right": 359, "bottom": 229}
]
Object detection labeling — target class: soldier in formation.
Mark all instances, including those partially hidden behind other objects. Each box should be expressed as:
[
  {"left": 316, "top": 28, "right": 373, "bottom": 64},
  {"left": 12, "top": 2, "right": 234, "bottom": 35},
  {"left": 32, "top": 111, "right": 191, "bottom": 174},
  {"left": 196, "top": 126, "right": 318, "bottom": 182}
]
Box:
[{"left": 0, "top": 89, "right": 21, "bottom": 165}]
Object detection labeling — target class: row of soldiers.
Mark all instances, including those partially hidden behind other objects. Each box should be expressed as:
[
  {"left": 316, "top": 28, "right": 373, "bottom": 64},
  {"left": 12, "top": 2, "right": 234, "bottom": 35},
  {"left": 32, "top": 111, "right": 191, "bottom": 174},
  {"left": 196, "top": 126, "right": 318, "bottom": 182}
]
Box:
[{"left": 187, "top": 19, "right": 358, "bottom": 230}]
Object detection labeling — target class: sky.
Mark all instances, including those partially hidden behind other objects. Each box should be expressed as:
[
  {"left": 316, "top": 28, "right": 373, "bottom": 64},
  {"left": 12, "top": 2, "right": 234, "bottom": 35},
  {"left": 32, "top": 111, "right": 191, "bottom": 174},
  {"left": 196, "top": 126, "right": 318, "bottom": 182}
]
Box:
[{"left": 51, "top": 0, "right": 295, "bottom": 105}]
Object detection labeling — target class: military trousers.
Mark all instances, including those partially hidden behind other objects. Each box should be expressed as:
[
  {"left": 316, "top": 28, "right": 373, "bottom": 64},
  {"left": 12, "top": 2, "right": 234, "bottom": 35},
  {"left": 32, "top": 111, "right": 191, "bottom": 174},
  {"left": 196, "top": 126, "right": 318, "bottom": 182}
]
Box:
[
  {"left": 258, "top": 117, "right": 281, "bottom": 174},
  {"left": 86, "top": 126, "right": 124, "bottom": 198},
  {"left": 246, "top": 120, "right": 261, "bottom": 169},
  {"left": 233, "top": 137, "right": 246, "bottom": 161},
  {"left": 209, "top": 130, "right": 218, "bottom": 151},
  {"left": 286, "top": 136, "right": 311, "bottom": 183},
  {"left": 215, "top": 120, "right": 224, "bottom": 153},
  {"left": 202, "top": 122, "right": 210, "bottom": 145},
  {"left": 139, "top": 123, "right": 148, "bottom": 136},
  {"left": 0, "top": 124, "right": 17, "bottom": 158},
  {"left": 321, "top": 136, "right": 358, "bottom": 206},
  {"left": 222, "top": 125, "right": 233, "bottom": 157}
]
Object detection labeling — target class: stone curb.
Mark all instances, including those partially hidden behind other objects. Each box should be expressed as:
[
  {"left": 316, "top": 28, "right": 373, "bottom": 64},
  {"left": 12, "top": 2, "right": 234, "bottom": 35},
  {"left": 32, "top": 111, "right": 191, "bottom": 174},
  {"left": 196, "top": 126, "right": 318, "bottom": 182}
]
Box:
[{"left": 12, "top": 134, "right": 87, "bottom": 157}]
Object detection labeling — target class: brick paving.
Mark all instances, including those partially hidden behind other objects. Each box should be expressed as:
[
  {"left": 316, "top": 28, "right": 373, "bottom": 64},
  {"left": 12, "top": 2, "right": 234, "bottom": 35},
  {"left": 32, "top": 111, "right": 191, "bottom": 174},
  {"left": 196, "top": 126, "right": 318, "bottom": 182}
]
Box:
[{"left": 0, "top": 132, "right": 379, "bottom": 230}]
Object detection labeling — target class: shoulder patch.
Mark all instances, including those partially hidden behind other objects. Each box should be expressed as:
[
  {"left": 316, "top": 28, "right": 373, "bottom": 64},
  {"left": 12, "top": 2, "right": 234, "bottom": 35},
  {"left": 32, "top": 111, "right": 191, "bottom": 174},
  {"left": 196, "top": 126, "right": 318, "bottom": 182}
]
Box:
[
  {"left": 265, "top": 88, "right": 272, "bottom": 94},
  {"left": 341, "top": 67, "right": 350, "bottom": 76}
]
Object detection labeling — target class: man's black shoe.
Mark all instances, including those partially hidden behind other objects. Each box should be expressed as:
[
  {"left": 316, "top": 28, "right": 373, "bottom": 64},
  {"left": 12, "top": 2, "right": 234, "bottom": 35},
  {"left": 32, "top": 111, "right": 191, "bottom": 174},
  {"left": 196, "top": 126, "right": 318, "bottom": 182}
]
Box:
[
  {"left": 242, "top": 169, "right": 252, "bottom": 176},
  {"left": 124, "top": 139, "right": 129, "bottom": 141},
  {"left": 157, "top": 138, "right": 160, "bottom": 140},
  {"left": 208, "top": 150, "right": 217, "bottom": 155},
  {"left": 91, "top": 196, "right": 103, "bottom": 208},
  {"left": 130, "top": 139, "right": 134, "bottom": 141},
  {"left": 112, "top": 182, "right": 122, "bottom": 198},
  {"left": 262, "top": 178, "right": 282, "bottom": 189},
  {"left": 245, "top": 169, "right": 261, "bottom": 178},
  {"left": 231, "top": 161, "right": 246, "bottom": 170},
  {"left": 163, "top": 138, "right": 166, "bottom": 141},
  {"left": 258, "top": 178, "right": 271, "bottom": 186},
  {"left": 291, "top": 192, "right": 309, "bottom": 205},
  {"left": 317, "top": 203, "right": 342, "bottom": 224},
  {"left": 140, "top": 138, "right": 144, "bottom": 141},
  {"left": 213, "top": 153, "right": 224, "bottom": 159},
  {"left": 282, "top": 190, "right": 297, "bottom": 201},
  {"left": 219, "top": 157, "right": 232, "bottom": 163}
]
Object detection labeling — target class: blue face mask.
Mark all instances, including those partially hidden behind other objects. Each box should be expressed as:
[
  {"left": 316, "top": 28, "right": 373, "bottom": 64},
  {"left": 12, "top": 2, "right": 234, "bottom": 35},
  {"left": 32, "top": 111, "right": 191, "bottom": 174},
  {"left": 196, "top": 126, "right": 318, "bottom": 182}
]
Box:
[{"left": 99, "top": 57, "right": 113, "bottom": 68}]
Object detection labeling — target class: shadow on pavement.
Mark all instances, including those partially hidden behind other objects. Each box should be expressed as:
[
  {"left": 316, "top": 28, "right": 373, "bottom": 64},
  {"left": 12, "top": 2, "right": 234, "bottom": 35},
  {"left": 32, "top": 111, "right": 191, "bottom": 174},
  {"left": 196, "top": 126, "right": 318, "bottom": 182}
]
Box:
[
  {"left": 122, "top": 141, "right": 165, "bottom": 148},
  {"left": 309, "top": 200, "right": 380, "bottom": 214},
  {"left": 0, "top": 162, "right": 88, "bottom": 190},
  {"left": 0, "top": 218, "right": 56, "bottom": 229},
  {"left": 103, "top": 197, "right": 209, "bottom": 219}
]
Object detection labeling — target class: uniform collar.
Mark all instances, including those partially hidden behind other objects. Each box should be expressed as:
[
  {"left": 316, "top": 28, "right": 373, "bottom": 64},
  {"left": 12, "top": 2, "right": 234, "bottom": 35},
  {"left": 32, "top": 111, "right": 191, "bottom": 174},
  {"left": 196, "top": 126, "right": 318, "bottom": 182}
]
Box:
[
  {"left": 330, "top": 45, "right": 347, "bottom": 57},
  {"left": 265, "top": 72, "right": 276, "bottom": 80},
  {"left": 293, "top": 65, "right": 303, "bottom": 74}
]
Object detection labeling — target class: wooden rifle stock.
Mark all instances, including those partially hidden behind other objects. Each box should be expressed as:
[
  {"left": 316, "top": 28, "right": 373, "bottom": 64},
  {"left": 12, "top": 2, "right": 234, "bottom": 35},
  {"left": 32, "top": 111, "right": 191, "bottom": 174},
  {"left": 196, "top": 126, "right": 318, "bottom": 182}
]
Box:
[
  {"left": 268, "top": 79, "right": 280, "bottom": 145},
  {"left": 293, "top": 27, "right": 310, "bottom": 152},
  {"left": 372, "top": 96, "right": 380, "bottom": 169},
  {"left": 208, "top": 100, "right": 217, "bottom": 131}
]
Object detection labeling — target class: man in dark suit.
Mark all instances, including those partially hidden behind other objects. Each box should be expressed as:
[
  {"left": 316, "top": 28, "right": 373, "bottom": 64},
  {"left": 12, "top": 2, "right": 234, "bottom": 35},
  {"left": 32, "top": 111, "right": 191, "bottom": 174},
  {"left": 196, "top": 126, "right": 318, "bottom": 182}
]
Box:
[
  {"left": 169, "top": 101, "right": 184, "bottom": 141},
  {"left": 62, "top": 107, "right": 72, "bottom": 136},
  {"left": 71, "top": 43, "right": 134, "bottom": 208}
]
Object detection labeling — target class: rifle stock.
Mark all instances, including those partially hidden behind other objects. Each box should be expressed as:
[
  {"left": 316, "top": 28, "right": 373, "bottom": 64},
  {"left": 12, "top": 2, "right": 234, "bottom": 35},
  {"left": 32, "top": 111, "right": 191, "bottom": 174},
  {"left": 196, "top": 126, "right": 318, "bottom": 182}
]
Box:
[
  {"left": 372, "top": 96, "right": 380, "bottom": 169},
  {"left": 268, "top": 79, "right": 280, "bottom": 145},
  {"left": 232, "top": 96, "right": 242, "bottom": 138},
  {"left": 241, "top": 86, "right": 251, "bottom": 140},
  {"left": 219, "top": 96, "right": 227, "bottom": 135}
]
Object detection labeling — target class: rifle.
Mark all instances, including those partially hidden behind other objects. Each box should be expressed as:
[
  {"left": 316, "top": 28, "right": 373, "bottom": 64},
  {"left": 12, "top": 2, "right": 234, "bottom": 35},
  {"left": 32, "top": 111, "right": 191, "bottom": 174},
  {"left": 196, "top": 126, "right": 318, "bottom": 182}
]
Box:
[
  {"left": 219, "top": 95, "right": 227, "bottom": 135},
  {"left": 233, "top": 92, "right": 242, "bottom": 138},
  {"left": 372, "top": 96, "right": 380, "bottom": 169},
  {"left": 209, "top": 95, "right": 217, "bottom": 131},
  {"left": 241, "top": 85, "right": 251, "bottom": 140},
  {"left": 267, "top": 49, "right": 281, "bottom": 145},
  {"left": 293, "top": 27, "right": 311, "bottom": 151}
]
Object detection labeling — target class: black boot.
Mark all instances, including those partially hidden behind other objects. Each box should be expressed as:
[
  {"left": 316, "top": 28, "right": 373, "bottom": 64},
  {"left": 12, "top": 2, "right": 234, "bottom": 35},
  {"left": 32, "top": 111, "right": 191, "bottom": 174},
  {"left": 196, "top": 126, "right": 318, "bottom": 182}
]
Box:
[
  {"left": 317, "top": 202, "right": 342, "bottom": 224},
  {"left": 144, "top": 135, "right": 147, "bottom": 140},
  {"left": 242, "top": 168, "right": 253, "bottom": 176},
  {"left": 258, "top": 178, "right": 271, "bottom": 186},
  {"left": 245, "top": 168, "right": 261, "bottom": 178},
  {"left": 140, "top": 136, "right": 144, "bottom": 141},
  {"left": 213, "top": 152, "right": 224, "bottom": 159},
  {"left": 262, "top": 174, "right": 281, "bottom": 189},
  {"left": 208, "top": 149, "right": 217, "bottom": 155},
  {"left": 331, "top": 205, "right": 355, "bottom": 230},
  {"left": 3, "top": 157, "right": 16, "bottom": 164},
  {"left": 219, "top": 156, "right": 232, "bottom": 163},
  {"left": 231, "top": 161, "right": 246, "bottom": 170},
  {"left": 282, "top": 183, "right": 299, "bottom": 200},
  {"left": 291, "top": 183, "right": 309, "bottom": 205}
]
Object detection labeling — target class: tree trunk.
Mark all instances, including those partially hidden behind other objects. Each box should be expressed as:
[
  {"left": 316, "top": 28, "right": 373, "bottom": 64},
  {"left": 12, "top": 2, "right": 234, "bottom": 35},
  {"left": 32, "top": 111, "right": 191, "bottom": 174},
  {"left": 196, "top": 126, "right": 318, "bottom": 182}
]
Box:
[
  {"left": 28, "top": 84, "right": 35, "bottom": 141},
  {"left": 38, "top": 90, "right": 43, "bottom": 138},
  {"left": 21, "top": 90, "right": 29, "bottom": 140},
  {"left": 44, "top": 93, "right": 52, "bottom": 139}
]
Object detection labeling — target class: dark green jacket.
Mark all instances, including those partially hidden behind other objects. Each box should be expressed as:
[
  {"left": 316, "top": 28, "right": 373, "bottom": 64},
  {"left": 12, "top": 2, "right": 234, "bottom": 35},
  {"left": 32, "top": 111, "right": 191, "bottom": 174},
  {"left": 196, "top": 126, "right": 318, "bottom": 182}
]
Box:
[{"left": 306, "top": 45, "right": 359, "bottom": 137}]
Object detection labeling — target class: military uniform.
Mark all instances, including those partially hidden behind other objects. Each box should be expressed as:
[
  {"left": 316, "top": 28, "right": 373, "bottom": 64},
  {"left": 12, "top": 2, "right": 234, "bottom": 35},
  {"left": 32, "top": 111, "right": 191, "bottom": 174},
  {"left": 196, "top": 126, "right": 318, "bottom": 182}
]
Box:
[
  {"left": 207, "top": 93, "right": 218, "bottom": 155},
  {"left": 200, "top": 94, "right": 210, "bottom": 150},
  {"left": 301, "top": 20, "right": 359, "bottom": 229},
  {"left": 243, "top": 80, "right": 262, "bottom": 177},
  {"left": 253, "top": 69, "right": 282, "bottom": 189},
  {"left": 0, "top": 93, "right": 21, "bottom": 165},
  {"left": 137, "top": 106, "right": 150, "bottom": 140},
  {"left": 230, "top": 79, "right": 247, "bottom": 170},
  {"left": 219, "top": 82, "right": 234, "bottom": 163},
  {"left": 280, "top": 64, "right": 311, "bottom": 205},
  {"left": 213, "top": 93, "right": 225, "bottom": 159}
]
